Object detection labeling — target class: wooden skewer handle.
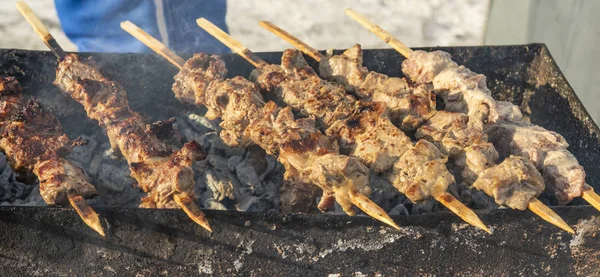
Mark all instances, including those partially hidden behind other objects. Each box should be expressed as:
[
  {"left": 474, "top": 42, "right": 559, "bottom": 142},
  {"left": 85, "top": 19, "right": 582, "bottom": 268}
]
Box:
[
  {"left": 16, "top": 1, "right": 65, "bottom": 59},
  {"left": 120, "top": 21, "right": 185, "bottom": 69},
  {"left": 259, "top": 21, "right": 325, "bottom": 62},
  {"left": 344, "top": 8, "right": 413, "bottom": 58},
  {"left": 196, "top": 18, "right": 267, "bottom": 68}
]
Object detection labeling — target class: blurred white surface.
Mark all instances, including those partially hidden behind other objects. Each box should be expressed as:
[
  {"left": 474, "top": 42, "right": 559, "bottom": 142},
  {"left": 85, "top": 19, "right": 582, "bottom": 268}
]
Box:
[{"left": 0, "top": 0, "right": 489, "bottom": 52}]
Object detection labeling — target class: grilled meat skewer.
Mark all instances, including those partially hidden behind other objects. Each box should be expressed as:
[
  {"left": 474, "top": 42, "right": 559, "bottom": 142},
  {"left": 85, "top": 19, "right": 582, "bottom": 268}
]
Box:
[
  {"left": 192, "top": 19, "right": 489, "bottom": 232},
  {"left": 297, "top": 42, "right": 546, "bottom": 211},
  {"left": 0, "top": 76, "right": 104, "bottom": 235},
  {"left": 173, "top": 54, "right": 397, "bottom": 228},
  {"left": 257, "top": 22, "right": 574, "bottom": 232},
  {"left": 343, "top": 8, "right": 598, "bottom": 212},
  {"left": 54, "top": 54, "right": 210, "bottom": 231},
  {"left": 121, "top": 20, "right": 399, "bottom": 228},
  {"left": 401, "top": 47, "right": 588, "bottom": 206}
]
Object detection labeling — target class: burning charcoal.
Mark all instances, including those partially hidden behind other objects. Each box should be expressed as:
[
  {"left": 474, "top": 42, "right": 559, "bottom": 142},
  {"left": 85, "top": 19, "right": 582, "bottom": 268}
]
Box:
[
  {"left": 238, "top": 196, "right": 273, "bottom": 212},
  {"left": 209, "top": 137, "right": 245, "bottom": 157},
  {"left": 66, "top": 135, "right": 98, "bottom": 168},
  {"left": 97, "top": 161, "right": 133, "bottom": 192},
  {"left": 207, "top": 154, "right": 230, "bottom": 172},
  {"left": 259, "top": 155, "right": 278, "bottom": 181},
  {"left": 227, "top": 155, "right": 243, "bottom": 172},
  {"left": 204, "top": 199, "right": 227, "bottom": 210},
  {"left": 235, "top": 156, "right": 262, "bottom": 191},
  {"left": 186, "top": 113, "right": 221, "bottom": 133},
  {"left": 0, "top": 155, "right": 30, "bottom": 202},
  {"left": 23, "top": 184, "right": 44, "bottom": 206},
  {"left": 260, "top": 181, "right": 279, "bottom": 203},
  {"left": 389, "top": 203, "right": 410, "bottom": 216},
  {"left": 205, "top": 168, "right": 235, "bottom": 201},
  {"left": 412, "top": 200, "right": 440, "bottom": 214},
  {"left": 470, "top": 191, "right": 496, "bottom": 210}
]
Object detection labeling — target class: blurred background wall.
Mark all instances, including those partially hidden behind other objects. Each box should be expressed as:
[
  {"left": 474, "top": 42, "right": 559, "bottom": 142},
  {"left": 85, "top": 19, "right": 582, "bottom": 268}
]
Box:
[{"left": 0, "top": 0, "right": 598, "bottom": 124}]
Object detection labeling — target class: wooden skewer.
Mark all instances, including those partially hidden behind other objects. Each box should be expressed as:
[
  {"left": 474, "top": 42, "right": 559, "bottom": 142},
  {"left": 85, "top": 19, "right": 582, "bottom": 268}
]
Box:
[
  {"left": 259, "top": 21, "right": 325, "bottom": 62},
  {"left": 16, "top": 0, "right": 107, "bottom": 236},
  {"left": 528, "top": 199, "right": 574, "bottom": 233},
  {"left": 349, "top": 191, "right": 399, "bottom": 229},
  {"left": 120, "top": 21, "right": 185, "bottom": 69},
  {"left": 343, "top": 8, "right": 582, "bottom": 233},
  {"left": 582, "top": 185, "right": 600, "bottom": 213},
  {"left": 344, "top": 8, "right": 413, "bottom": 58},
  {"left": 196, "top": 18, "right": 268, "bottom": 68},
  {"left": 174, "top": 193, "right": 212, "bottom": 232},
  {"left": 17, "top": 1, "right": 211, "bottom": 233},
  {"left": 68, "top": 190, "right": 105, "bottom": 236},
  {"left": 434, "top": 193, "right": 490, "bottom": 234},
  {"left": 16, "top": 0, "right": 65, "bottom": 59}
]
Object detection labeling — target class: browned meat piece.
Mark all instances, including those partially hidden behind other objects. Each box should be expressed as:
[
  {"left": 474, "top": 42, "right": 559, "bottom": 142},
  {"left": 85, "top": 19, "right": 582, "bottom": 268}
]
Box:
[
  {"left": 401, "top": 50, "right": 457, "bottom": 84},
  {"left": 55, "top": 54, "right": 206, "bottom": 209},
  {"left": 486, "top": 122, "right": 585, "bottom": 204},
  {"left": 416, "top": 111, "right": 498, "bottom": 183},
  {"left": 402, "top": 50, "right": 500, "bottom": 127},
  {"left": 174, "top": 55, "right": 265, "bottom": 148},
  {"left": 251, "top": 49, "right": 458, "bottom": 203},
  {"left": 319, "top": 44, "right": 368, "bottom": 92},
  {"left": 326, "top": 101, "right": 412, "bottom": 173},
  {"left": 415, "top": 110, "right": 548, "bottom": 210},
  {"left": 472, "top": 156, "right": 545, "bottom": 210},
  {"left": 389, "top": 140, "right": 454, "bottom": 202},
  {"left": 319, "top": 45, "right": 435, "bottom": 131},
  {"left": 0, "top": 76, "right": 96, "bottom": 205},
  {"left": 402, "top": 49, "right": 583, "bottom": 206},
  {"left": 173, "top": 53, "right": 374, "bottom": 217},
  {"left": 279, "top": 177, "right": 321, "bottom": 213}
]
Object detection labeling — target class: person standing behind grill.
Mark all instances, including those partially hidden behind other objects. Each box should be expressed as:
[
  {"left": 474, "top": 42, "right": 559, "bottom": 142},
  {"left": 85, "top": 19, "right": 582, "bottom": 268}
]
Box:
[{"left": 54, "top": 0, "right": 229, "bottom": 54}]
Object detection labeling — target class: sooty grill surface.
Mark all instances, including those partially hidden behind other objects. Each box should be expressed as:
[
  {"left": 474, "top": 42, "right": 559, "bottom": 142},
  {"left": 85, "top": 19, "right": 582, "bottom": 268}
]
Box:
[{"left": 0, "top": 44, "right": 599, "bottom": 276}]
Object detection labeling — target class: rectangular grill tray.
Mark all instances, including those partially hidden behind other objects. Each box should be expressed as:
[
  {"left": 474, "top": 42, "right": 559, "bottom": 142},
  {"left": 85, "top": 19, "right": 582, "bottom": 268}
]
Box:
[{"left": 0, "top": 44, "right": 599, "bottom": 276}]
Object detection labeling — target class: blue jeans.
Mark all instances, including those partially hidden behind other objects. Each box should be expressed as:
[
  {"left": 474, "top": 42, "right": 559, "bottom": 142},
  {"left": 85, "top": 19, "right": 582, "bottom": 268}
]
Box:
[{"left": 55, "top": 0, "right": 229, "bottom": 54}]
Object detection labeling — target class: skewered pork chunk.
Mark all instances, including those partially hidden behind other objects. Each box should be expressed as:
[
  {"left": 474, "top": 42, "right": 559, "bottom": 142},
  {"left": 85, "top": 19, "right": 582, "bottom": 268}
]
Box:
[
  {"left": 486, "top": 122, "right": 585, "bottom": 204},
  {"left": 402, "top": 50, "right": 500, "bottom": 128},
  {"left": 55, "top": 54, "right": 205, "bottom": 209},
  {"left": 250, "top": 49, "right": 456, "bottom": 203},
  {"left": 173, "top": 53, "right": 373, "bottom": 215},
  {"left": 319, "top": 45, "right": 435, "bottom": 130},
  {"left": 472, "top": 155, "right": 545, "bottom": 210},
  {"left": 0, "top": 76, "right": 96, "bottom": 205},
  {"left": 310, "top": 46, "right": 545, "bottom": 210},
  {"left": 415, "top": 111, "right": 545, "bottom": 209},
  {"left": 401, "top": 49, "right": 587, "bottom": 204}
]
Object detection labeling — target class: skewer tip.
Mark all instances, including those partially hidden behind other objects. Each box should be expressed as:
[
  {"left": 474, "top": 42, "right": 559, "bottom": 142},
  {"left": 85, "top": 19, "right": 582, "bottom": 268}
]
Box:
[
  {"left": 434, "top": 193, "right": 491, "bottom": 234},
  {"left": 528, "top": 198, "right": 574, "bottom": 234},
  {"left": 349, "top": 191, "right": 400, "bottom": 230},
  {"left": 581, "top": 185, "right": 600, "bottom": 213},
  {"left": 67, "top": 192, "right": 105, "bottom": 236},
  {"left": 174, "top": 193, "right": 212, "bottom": 232}
]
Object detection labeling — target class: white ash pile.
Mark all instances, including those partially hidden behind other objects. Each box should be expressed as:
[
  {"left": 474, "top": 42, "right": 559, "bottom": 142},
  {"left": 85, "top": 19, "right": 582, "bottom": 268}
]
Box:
[{"left": 0, "top": 111, "right": 502, "bottom": 215}]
